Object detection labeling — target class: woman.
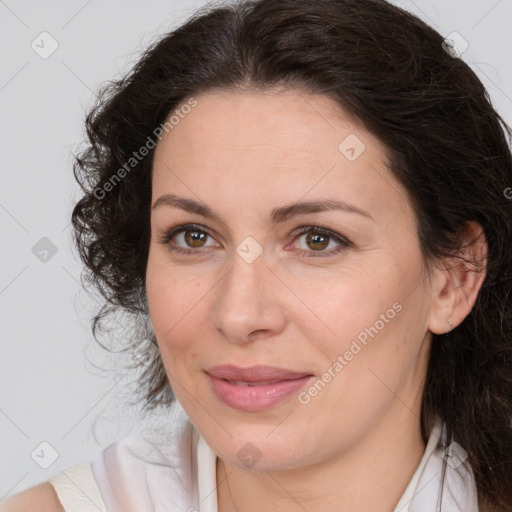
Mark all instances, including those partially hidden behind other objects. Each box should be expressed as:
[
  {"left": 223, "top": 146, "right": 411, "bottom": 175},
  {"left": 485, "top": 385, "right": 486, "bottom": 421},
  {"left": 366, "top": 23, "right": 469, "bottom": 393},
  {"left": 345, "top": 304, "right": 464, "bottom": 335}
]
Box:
[{"left": 2, "top": 0, "right": 511, "bottom": 510}]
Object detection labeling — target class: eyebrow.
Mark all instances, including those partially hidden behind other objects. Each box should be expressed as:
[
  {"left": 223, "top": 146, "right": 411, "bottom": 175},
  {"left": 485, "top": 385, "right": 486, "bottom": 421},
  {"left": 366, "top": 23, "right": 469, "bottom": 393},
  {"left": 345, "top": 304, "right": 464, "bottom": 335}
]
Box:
[{"left": 151, "top": 193, "right": 374, "bottom": 224}]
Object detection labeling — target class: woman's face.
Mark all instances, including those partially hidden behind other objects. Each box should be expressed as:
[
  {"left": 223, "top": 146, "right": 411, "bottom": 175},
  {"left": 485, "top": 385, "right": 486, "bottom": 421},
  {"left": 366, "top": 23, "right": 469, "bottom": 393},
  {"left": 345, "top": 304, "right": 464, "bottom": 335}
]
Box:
[{"left": 146, "top": 89, "right": 438, "bottom": 470}]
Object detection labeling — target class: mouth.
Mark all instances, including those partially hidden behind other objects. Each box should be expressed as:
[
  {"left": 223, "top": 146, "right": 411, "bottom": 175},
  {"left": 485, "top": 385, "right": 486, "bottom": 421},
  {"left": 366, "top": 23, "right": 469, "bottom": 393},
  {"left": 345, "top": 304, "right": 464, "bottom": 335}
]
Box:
[
  {"left": 205, "top": 363, "right": 313, "bottom": 382},
  {"left": 222, "top": 379, "right": 293, "bottom": 387},
  {"left": 205, "top": 365, "right": 314, "bottom": 411}
]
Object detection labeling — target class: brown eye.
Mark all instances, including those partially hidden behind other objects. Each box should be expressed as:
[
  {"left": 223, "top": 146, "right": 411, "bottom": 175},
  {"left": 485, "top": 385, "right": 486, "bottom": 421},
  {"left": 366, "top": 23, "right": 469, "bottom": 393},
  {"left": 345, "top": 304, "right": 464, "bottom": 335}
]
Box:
[
  {"left": 292, "top": 226, "right": 352, "bottom": 258},
  {"left": 183, "top": 229, "right": 208, "bottom": 248},
  {"left": 158, "top": 223, "right": 218, "bottom": 254},
  {"left": 304, "top": 232, "right": 330, "bottom": 251}
]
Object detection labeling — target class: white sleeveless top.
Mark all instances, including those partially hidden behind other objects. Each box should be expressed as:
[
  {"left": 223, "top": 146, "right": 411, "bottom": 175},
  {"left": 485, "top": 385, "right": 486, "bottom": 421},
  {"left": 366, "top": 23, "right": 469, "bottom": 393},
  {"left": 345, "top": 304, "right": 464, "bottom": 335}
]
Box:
[{"left": 49, "top": 404, "right": 480, "bottom": 511}]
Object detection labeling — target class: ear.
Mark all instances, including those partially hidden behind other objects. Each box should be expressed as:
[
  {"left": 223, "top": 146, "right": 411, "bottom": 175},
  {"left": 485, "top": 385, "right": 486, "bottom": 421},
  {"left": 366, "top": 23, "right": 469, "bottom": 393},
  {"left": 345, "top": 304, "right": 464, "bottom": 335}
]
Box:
[{"left": 427, "top": 221, "right": 487, "bottom": 335}]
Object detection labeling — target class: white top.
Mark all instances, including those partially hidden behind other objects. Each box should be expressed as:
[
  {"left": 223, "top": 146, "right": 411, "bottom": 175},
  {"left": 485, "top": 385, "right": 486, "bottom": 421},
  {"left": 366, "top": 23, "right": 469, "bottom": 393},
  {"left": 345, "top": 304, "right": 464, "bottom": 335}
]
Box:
[{"left": 49, "top": 403, "right": 480, "bottom": 512}]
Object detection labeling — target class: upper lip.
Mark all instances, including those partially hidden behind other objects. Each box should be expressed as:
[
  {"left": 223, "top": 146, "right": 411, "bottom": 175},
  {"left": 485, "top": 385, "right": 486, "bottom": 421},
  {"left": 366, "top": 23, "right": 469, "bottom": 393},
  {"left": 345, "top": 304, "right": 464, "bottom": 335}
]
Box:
[{"left": 206, "top": 364, "right": 313, "bottom": 382}]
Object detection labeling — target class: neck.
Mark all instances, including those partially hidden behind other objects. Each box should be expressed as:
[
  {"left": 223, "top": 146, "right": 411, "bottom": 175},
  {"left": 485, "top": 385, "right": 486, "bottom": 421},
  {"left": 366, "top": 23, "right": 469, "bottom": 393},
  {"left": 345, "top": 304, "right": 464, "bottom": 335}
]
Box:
[{"left": 216, "top": 411, "right": 427, "bottom": 512}]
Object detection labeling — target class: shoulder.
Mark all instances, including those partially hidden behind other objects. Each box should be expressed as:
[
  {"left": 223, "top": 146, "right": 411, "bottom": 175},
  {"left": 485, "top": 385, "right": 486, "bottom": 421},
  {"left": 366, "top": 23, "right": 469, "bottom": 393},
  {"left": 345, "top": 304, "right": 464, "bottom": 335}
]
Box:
[{"left": 0, "top": 481, "right": 64, "bottom": 512}]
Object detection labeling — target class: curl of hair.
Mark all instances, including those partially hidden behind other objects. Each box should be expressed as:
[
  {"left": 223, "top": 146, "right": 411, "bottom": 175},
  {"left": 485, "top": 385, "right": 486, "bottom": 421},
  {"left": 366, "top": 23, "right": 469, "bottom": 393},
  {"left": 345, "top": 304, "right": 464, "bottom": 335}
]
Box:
[{"left": 71, "top": 0, "right": 512, "bottom": 509}]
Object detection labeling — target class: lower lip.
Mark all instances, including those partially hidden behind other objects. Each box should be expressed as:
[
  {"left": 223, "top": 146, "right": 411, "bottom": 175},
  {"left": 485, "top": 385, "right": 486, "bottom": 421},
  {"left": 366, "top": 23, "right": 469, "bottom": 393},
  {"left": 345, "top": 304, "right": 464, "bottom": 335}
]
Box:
[{"left": 207, "top": 374, "right": 313, "bottom": 411}]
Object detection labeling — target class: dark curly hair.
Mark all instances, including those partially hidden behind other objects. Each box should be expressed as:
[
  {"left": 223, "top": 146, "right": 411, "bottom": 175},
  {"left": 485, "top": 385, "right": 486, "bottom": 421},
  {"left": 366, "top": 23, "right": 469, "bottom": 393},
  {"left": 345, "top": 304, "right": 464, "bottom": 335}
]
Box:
[{"left": 71, "top": 0, "right": 512, "bottom": 510}]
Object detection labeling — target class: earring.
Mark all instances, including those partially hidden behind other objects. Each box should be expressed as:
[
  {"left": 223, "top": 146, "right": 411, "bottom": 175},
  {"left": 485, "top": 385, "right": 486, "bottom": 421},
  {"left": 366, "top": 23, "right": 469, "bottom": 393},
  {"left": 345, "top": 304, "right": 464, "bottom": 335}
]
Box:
[{"left": 448, "top": 318, "right": 453, "bottom": 327}]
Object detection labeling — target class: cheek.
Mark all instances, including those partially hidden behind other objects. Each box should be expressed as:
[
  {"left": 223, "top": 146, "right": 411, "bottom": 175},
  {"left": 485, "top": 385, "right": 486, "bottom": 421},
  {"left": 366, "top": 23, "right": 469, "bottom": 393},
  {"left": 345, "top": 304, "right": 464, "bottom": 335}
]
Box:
[
  {"left": 306, "top": 260, "right": 423, "bottom": 382},
  {"left": 315, "top": 297, "right": 427, "bottom": 417},
  {"left": 146, "top": 262, "right": 185, "bottom": 350},
  {"left": 145, "top": 258, "right": 212, "bottom": 363},
  {"left": 146, "top": 272, "right": 203, "bottom": 397},
  {"left": 303, "top": 270, "right": 399, "bottom": 348}
]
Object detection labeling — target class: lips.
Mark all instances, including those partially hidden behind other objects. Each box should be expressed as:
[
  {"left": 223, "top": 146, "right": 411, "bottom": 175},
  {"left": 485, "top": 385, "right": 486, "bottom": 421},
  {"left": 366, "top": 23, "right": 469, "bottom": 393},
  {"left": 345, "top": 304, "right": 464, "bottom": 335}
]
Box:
[
  {"left": 205, "top": 365, "right": 315, "bottom": 411},
  {"left": 205, "top": 364, "right": 313, "bottom": 383},
  {"left": 206, "top": 366, "right": 314, "bottom": 411}
]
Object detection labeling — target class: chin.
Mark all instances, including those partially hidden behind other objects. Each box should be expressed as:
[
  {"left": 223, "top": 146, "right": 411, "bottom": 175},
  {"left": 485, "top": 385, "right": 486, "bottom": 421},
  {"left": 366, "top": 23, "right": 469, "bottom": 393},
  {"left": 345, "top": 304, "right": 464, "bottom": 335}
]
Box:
[{"left": 214, "top": 427, "right": 313, "bottom": 471}]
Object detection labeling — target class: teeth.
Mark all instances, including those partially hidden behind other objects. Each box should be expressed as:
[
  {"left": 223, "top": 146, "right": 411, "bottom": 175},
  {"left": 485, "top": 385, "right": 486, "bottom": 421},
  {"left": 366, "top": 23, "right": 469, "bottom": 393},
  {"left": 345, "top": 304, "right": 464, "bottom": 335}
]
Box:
[{"left": 230, "top": 380, "right": 282, "bottom": 387}]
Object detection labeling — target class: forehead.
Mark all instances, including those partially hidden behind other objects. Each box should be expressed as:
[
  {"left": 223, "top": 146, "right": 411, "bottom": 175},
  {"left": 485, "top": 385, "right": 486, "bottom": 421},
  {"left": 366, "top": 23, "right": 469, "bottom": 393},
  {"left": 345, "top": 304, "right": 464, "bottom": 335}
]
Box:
[
  {"left": 151, "top": 89, "right": 411, "bottom": 223},
  {"left": 155, "top": 89, "right": 377, "bottom": 162}
]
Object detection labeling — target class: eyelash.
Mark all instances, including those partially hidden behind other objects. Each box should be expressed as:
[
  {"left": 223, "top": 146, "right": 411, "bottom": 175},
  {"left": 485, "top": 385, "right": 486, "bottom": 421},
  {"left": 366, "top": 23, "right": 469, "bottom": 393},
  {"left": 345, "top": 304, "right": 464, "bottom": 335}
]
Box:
[{"left": 157, "top": 223, "right": 352, "bottom": 259}]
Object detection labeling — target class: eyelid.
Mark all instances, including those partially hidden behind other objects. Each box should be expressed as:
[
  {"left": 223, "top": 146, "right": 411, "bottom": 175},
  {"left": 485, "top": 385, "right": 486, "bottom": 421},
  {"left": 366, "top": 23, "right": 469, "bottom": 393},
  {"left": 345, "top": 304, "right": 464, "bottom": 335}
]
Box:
[{"left": 291, "top": 223, "right": 351, "bottom": 243}]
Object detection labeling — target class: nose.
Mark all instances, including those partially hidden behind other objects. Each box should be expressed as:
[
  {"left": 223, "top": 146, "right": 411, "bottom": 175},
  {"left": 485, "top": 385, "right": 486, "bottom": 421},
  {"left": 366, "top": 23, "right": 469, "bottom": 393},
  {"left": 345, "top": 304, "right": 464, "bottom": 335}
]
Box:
[{"left": 212, "top": 248, "right": 287, "bottom": 344}]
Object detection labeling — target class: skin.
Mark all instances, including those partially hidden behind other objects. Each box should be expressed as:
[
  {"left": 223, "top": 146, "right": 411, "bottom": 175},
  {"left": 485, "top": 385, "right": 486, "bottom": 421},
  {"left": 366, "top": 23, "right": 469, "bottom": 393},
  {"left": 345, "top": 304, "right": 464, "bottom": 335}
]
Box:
[
  {"left": 146, "top": 89, "right": 486, "bottom": 512},
  {"left": 0, "top": 482, "right": 64, "bottom": 512}
]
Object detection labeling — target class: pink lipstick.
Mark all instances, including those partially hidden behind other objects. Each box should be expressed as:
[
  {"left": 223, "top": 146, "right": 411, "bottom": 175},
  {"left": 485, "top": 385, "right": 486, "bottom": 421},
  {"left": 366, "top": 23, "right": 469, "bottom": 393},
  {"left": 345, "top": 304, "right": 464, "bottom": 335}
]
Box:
[{"left": 206, "top": 364, "right": 314, "bottom": 411}]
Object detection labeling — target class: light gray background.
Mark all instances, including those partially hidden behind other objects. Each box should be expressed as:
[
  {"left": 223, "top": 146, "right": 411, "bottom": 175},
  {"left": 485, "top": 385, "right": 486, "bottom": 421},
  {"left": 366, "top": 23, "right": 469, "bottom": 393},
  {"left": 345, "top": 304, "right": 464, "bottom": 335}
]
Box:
[{"left": 1, "top": 0, "right": 511, "bottom": 498}]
